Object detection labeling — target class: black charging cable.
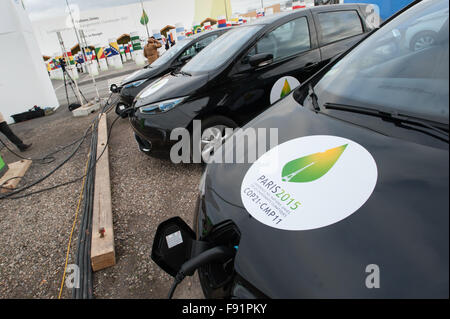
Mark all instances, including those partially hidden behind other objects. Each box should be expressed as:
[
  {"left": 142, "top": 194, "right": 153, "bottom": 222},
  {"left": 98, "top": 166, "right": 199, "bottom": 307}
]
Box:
[{"left": 168, "top": 246, "right": 235, "bottom": 299}]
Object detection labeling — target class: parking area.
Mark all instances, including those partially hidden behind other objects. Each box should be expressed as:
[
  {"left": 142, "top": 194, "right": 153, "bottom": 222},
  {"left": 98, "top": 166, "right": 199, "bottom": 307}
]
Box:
[{"left": 0, "top": 67, "right": 203, "bottom": 299}]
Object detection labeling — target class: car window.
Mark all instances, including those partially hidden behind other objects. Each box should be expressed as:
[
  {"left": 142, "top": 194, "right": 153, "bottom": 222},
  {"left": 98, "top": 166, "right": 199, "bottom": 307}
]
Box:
[
  {"left": 318, "top": 10, "right": 363, "bottom": 45},
  {"left": 254, "top": 16, "right": 311, "bottom": 61},
  {"left": 151, "top": 37, "right": 192, "bottom": 67},
  {"left": 182, "top": 25, "right": 263, "bottom": 74},
  {"left": 312, "top": 0, "right": 449, "bottom": 123},
  {"left": 181, "top": 35, "right": 219, "bottom": 58}
]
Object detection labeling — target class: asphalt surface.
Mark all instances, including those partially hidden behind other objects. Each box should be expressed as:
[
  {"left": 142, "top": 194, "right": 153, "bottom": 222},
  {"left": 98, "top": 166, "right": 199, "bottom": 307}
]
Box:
[{"left": 0, "top": 62, "right": 204, "bottom": 299}]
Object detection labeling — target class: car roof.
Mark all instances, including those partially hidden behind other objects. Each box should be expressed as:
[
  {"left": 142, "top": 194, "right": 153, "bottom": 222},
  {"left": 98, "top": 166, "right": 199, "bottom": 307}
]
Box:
[
  {"left": 247, "top": 4, "right": 365, "bottom": 25},
  {"left": 188, "top": 27, "right": 232, "bottom": 40}
]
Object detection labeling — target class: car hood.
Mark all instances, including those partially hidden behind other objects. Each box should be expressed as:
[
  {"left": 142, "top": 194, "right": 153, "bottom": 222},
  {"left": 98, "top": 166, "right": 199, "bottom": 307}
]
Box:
[
  {"left": 204, "top": 94, "right": 449, "bottom": 298},
  {"left": 121, "top": 66, "right": 165, "bottom": 86},
  {"left": 134, "top": 73, "right": 209, "bottom": 107}
]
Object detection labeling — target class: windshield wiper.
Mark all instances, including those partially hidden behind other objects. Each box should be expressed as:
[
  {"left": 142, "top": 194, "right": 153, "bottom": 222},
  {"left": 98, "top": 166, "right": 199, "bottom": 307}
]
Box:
[
  {"left": 179, "top": 70, "right": 192, "bottom": 77},
  {"left": 324, "top": 103, "right": 449, "bottom": 143}
]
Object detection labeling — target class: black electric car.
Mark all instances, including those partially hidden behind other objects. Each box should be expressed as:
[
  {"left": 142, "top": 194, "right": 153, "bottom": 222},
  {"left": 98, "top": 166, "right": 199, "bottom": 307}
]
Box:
[
  {"left": 131, "top": 4, "right": 377, "bottom": 156},
  {"left": 113, "top": 28, "right": 229, "bottom": 115},
  {"left": 151, "top": 0, "right": 449, "bottom": 298}
]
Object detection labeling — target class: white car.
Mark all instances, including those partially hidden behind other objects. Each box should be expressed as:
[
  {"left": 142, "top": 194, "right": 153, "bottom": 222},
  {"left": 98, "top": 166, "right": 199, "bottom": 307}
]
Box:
[{"left": 405, "top": 6, "right": 449, "bottom": 51}]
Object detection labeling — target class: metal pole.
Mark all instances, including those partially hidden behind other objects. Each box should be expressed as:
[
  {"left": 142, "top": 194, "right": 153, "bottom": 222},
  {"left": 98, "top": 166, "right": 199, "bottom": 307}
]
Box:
[
  {"left": 57, "top": 31, "right": 83, "bottom": 106},
  {"left": 65, "top": 0, "right": 89, "bottom": 78},
  {"left": 64, "top": 0, "right": 87, "bottom": 104},
  {"left": 79, "top": 30, "right": 100, "bottom": 100},
  {"left": 224, "top": 0, "right": 229, "bottom": 21},
  {"left": 65, "top": 0, "right": 82, "bottom": 49}
]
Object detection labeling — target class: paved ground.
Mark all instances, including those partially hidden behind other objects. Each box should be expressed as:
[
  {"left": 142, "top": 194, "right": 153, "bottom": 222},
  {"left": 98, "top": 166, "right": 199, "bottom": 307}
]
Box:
[
  {"left": 51, "top": 60, "right": 142, "bottom": 106},
  {"left": 0, "top": 63, "right": 204, "bottom": 299}
]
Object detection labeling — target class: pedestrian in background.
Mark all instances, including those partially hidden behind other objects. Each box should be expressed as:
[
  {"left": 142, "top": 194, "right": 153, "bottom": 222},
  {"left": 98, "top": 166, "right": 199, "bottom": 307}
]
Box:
[
  {"left": 144, "top": 36, "right": 162, "bottom": 64},
  {"left": 0, "top": 112, "right": 32, "bottom": 152}
]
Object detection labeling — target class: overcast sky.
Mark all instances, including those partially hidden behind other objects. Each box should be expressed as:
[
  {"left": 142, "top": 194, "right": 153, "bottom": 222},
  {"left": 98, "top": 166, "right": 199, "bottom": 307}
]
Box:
[{"left": 24, "top": 0, "right": 288, "bottom": 20}]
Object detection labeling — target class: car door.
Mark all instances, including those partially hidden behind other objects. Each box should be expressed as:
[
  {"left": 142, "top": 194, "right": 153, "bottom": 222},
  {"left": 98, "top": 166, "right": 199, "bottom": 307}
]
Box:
[
  {"left": 171, "top": 33, "right": 221, "bottom": 71},
  {"left": 226, "top": 12, "right": 322, "bottom": 123},
  {"left": 313, "top": 9, "right": 368, "bottom": 62}
]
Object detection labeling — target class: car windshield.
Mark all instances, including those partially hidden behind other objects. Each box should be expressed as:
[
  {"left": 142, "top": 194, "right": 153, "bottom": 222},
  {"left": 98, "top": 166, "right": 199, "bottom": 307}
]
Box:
[
  {"left": 181, "top": 25, "right": 263, "bottom": 74},
  {"left": 313, "top": 0, "right": 449, "bottom": 124},
  {"left": 151, "top": 37, "right": 192, "bottom": 67}
]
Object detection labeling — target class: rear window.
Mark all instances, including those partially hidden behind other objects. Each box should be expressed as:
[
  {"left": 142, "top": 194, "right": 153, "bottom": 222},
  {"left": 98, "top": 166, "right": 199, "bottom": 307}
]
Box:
[{"left": 318, "top": 10, "right": 364, "bottom": 45}]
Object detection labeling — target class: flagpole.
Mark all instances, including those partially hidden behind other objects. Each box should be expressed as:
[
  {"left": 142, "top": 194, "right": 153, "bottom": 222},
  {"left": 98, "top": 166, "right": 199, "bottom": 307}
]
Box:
[
  {"left": 140, "top": 0, "right": 150, "bottom": 38},
  {"left": 224, "top": 0, "right": 229, "bottom": 20}
]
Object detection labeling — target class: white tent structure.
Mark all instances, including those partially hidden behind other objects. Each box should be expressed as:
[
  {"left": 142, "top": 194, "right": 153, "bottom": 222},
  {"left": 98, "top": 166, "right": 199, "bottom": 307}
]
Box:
[{"left": 0, "top": 0, "right": 59, "bottom": 124}]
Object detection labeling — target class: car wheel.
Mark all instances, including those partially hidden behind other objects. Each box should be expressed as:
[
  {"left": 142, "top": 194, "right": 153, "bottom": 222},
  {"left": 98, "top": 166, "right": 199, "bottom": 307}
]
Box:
[
  {"left": 134, "top": 133, "right": 152, "bottom": 155},
  {"left": 410, "top": 31, "right": 438, "bottom": 51},
  {"left": 197, "top": 115, "right": 238, "bottom": 163}
]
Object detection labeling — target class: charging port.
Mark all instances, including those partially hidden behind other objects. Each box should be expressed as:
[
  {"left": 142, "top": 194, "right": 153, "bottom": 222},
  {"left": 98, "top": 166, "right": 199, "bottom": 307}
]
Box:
[{"left": 198, "top": 220, "right": 241, "bottom": 297}]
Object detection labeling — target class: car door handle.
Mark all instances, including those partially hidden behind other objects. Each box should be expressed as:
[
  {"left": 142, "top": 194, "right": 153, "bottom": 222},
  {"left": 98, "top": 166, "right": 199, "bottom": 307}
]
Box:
[{"left": 304, "top": 62, "right": 319, "bottom": 70}]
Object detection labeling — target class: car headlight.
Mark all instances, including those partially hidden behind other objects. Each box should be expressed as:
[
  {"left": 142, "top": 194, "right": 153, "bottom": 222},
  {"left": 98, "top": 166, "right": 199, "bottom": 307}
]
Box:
[
  {"left": 123, "top": 79, "right": 147, "bottom": 89},
  {"left": 139, "top": 97, "right": 187, "bottom": 114}
]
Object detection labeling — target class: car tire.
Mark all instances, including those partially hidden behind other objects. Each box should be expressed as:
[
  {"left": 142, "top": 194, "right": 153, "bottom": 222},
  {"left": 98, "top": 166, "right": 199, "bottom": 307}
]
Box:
[
  {"left": 410, "top": 31, "right": 438, "bottom": 51},
  {"left": 193, "top": 115, "right": 238, "bottom": 163},
  {"left": 134, "top": 133, "right": 152, "bottom": 155}
]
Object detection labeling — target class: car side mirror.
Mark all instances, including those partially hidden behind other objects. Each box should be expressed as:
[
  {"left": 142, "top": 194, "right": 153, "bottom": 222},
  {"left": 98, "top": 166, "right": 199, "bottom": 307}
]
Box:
[
  {"left": 151, "top": 217, "right": 197, "bottom": 277},
  {"left": 249, "top": 53, "right": 274, "bottom": 68}
]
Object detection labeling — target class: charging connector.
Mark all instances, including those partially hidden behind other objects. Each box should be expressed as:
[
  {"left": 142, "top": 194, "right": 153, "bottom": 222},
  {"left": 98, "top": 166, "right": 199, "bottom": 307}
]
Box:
[{"left": 167, "top": 246, "right": 235, "bottom": 299}]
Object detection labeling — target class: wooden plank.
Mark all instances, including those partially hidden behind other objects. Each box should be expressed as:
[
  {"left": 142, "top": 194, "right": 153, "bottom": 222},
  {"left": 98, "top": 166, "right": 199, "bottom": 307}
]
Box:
[
  {"left": 0, "top": 160, "right": 32, "bottom": 193},
  {"left": 91, "top": 113, "right": 116, "bottom": 271}
]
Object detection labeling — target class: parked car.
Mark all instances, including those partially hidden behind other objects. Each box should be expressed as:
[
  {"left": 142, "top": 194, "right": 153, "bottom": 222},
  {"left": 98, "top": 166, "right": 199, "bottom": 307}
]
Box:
[
  {"left": 152, "top": 0, "right": 449, "bottom": 298},
  {"left": 131, "top": 4, "right": 377, "bottom": 156},
  {"left": 112, "top": 28, "right": 230, "bottom": 116}
]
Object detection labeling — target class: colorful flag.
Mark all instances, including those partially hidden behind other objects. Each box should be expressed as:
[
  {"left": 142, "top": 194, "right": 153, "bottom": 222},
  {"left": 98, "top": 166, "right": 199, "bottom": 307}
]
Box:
[
  {"left": 217, "top": 16, "right": 227, "bottom": 28},
  {"left": 95, "top": 47, "right": 105, "bottom": 59},
  {"left": 193, "top": 25, "right": 202, "bottom": 34},
  {"left": 140, "top": 9, "right": 149, "bottom": 25},
  {"left": 109, "top": 40, "right": 120, "bottom": 56},
  {"left": 66, "top": 52, "right": 75, "bottom": 65},
  {"left": 104, "top": 47, "right": 114, "bottom": 57},
  {"left": 130, "top": 32, "right": 142, "bottom": 51}
]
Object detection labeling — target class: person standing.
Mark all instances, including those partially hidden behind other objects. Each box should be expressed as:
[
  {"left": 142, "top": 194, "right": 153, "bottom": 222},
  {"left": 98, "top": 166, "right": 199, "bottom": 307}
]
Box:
[
  {"left": 0, "top": 112, "right": 32, "bottom": 152},
  {"left": 143, "top": 37, "right": 162, "bottom": 64},
  {"left": 165, "top": 36, "right": 170, "bottom": 50}
]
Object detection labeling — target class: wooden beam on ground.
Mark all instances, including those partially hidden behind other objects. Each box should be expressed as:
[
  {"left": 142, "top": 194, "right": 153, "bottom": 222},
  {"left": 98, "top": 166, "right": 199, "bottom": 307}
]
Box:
[
  {"left": 0, "top": 160, "right": 32, "bottom": 194},
  {"left": 91, "top": 113, "right": 115, "bottom": 271}
]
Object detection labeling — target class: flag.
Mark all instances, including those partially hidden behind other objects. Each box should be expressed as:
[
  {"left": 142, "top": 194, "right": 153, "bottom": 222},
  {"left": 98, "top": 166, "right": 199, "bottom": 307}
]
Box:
[
  {"left": 109, "top": 41, "right": 120, "bottom": 56},
  {"left": 104, "top": 47, "right": 114, "bottom": 57},
  {"left": 95, "top": 47, "right": 105, "bottom": 59},
  {"left": 140, "top": 9, "right": 149, "bottom": 25}
]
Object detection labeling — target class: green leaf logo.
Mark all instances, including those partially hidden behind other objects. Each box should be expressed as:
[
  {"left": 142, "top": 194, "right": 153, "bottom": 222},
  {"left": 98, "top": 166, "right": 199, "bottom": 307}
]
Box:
[
  {"left": 280, "top": 79, "right": 291, "bottom": 99},
  {"left": 282, "top": 144, "right": 348, "bottom": 183}
]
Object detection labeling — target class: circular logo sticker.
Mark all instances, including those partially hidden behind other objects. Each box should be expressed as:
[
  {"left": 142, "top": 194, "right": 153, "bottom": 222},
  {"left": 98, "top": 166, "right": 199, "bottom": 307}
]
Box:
[
  {"left": 270, "top": 76, "right": 300, "bottom": 104},
  {"left": 139, "top": 77, "right": 169, "bottom": 98},
  {"left": 241, "top": 135, "right": 378, "bottom": 231}
]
